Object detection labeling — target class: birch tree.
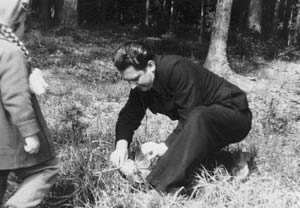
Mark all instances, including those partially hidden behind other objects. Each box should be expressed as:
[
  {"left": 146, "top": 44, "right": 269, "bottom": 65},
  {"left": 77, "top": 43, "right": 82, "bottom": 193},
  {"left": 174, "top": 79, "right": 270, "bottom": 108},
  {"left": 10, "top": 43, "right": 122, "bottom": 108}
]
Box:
[
  {"left": 205, "top": 0, "right": 262, "bottom": 92},
  {"left": 145, "top": 0, "right": 150, "bottom": 26},
  {"left": 204, "top": 0, "right": 233, "bottom": 76},
  {"left": 168, "top": 0, "right": 176, "bottom": 34}
]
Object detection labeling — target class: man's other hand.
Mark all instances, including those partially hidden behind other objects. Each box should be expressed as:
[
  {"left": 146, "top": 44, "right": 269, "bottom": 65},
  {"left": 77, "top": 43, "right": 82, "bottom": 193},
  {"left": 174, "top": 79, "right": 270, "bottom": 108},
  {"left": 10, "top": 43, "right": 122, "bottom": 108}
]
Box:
[{"left": 141, "top": 142, "right": 168, "bottom": 160}]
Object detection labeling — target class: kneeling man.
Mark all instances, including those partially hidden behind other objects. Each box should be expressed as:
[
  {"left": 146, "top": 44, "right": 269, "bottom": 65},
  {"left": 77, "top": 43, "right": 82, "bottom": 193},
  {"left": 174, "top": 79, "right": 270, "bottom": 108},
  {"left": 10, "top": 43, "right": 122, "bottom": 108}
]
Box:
[{"left": 110, "top": 41, "right": 252, "bottom": 193}]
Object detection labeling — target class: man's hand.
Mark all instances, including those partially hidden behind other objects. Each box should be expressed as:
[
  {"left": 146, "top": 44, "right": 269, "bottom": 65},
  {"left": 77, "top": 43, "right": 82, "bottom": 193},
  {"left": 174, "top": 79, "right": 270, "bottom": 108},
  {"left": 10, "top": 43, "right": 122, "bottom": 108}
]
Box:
[
  {"left": 110, "top": 140, "right": 128, "bottom": 167},
  {"left": 24, "top": 135, "right": 40, "bottom": 154},
  {"left": 141, "top": 142, "right": 168, "bottom": 160}
]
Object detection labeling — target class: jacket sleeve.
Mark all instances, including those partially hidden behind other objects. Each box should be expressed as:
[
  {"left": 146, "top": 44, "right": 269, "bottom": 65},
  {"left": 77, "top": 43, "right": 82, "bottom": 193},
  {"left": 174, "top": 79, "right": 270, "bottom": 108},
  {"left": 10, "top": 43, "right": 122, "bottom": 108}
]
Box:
[
  {"left": 115, "top": 89, "right": 146, "bottom": 146},
  {"left": 0, "top": 46, "right": 40, "bottom": 138}
]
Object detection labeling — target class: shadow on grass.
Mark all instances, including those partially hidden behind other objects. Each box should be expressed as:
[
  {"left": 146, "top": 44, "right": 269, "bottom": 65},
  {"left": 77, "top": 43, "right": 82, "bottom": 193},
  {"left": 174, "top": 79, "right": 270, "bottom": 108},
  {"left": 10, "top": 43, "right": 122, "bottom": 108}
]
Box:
[{"left": 184, "top": 149, "right": 257, "bottom": 196}]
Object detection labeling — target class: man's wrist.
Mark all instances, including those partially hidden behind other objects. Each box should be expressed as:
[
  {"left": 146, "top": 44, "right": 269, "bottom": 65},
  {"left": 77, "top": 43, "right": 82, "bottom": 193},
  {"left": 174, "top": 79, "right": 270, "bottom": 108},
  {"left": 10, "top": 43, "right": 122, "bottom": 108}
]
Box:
[{"left": 116, "top": 140, "right": 128, "bottom": 150}]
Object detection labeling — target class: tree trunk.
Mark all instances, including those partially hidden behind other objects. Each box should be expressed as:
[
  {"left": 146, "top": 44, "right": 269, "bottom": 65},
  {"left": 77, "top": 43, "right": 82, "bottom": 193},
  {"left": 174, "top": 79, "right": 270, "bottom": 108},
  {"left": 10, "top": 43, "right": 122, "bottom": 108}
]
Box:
[
  {"left": 99, "top": 0, "right": 108, "bottom": 25},
  {"left": 248, "top": 0, "right": 262, "bottom": 33},
  {"left": 198, "top": 0, "right": 205, "bottom": 43},
  {"left": 30, "top": 0, "right": 40, "bottom": 17},
  {"left": 204, "top": 0, "right": 260, "bottom": 92},
  {"left": 52, "top": 0, "right": 64, "bottom": 24},
  {"left": 38, "top": 0, "right": 51, "bottom": 21},
  {"left": 168, "top": 0, "right": 176, "bottom": 34},
  {"left": 278, "top": 0, "right": 287, "bottom": 32},
  {"left": 145, "top": 0, "right": 150, "bottom": 26},
  {"left": 287, "top": 6, "right": 294, "bottom": 45},
  {"left": 293, "top": 3, "right": 300, "bottom": 45},
  {"left": 204, "top": 0, "right": 233, "bottom": 76},
  {"left": 159, "top": 0, "right": 171, "bottom": 34},
  {"left": 261, "top": 0, "right": 275, "bottom": 34},
  {"left": 282, "top": 0, "right": 293, "bottom": 41},
  {"left": 273, "top": 0, "right": 281, "bottom": 31},
  {"left": 61, "top": 0, "right": 78, "bottom": 27}
]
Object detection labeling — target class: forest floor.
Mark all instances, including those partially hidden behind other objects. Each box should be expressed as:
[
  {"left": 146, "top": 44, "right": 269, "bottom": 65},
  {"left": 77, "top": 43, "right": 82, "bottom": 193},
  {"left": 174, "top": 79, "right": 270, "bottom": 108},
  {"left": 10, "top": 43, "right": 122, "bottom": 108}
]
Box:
[{"left": 6, "top": 26, "right": 300, "bottom": 207}]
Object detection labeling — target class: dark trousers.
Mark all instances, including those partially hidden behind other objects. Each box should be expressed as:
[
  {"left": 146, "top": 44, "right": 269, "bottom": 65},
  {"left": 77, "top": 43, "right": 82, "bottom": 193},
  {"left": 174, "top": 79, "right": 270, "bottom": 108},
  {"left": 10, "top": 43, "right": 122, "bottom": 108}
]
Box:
[
  {"left": 0, "top": 157, "right": 59, "bottom": 208},
  {"left": 146, "top": 104, "right": 252, "bottom": 193}
]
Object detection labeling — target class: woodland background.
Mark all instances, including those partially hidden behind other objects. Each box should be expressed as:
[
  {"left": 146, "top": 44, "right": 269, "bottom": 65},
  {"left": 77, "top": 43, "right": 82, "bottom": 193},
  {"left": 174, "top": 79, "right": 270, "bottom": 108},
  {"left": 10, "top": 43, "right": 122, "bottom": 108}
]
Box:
[{"left": 4, "top": 0, "right": 300, "bottom": 207}]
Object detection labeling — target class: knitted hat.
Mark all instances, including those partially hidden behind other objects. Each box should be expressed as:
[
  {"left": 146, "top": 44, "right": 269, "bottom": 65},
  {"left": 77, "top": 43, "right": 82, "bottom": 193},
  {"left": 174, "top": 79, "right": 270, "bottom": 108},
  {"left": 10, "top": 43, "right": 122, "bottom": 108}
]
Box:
[{"left": 0, "top": 0, "right": 29, "bottom": 28}]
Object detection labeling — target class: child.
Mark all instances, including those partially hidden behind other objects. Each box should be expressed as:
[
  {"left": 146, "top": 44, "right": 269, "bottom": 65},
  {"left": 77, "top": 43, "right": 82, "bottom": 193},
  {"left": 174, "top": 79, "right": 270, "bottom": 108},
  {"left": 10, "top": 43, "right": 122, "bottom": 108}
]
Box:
[{"left": 0, "top": 1, "right": 59, "bottom": 207}]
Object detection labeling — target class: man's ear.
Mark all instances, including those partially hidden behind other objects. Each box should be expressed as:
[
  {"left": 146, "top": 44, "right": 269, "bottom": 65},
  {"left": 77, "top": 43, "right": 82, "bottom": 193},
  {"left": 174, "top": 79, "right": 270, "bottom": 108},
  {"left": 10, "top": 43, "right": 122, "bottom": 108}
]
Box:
[{"left": 147, "top": 60, "right": 156, "bottom": 72}]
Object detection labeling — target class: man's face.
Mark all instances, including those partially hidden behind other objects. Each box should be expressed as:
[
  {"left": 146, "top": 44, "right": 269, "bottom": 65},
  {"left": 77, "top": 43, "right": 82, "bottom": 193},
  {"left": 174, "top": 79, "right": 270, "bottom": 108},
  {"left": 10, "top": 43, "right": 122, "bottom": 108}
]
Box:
[{"left": 121, "top": 60, "right": 155, "bottom": 91}]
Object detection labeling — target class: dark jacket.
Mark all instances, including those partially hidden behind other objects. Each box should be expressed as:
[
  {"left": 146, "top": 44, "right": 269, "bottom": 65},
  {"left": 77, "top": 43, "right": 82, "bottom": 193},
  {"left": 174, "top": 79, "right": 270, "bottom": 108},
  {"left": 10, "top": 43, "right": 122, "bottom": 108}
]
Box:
[
  {"left": 116, "top": 55, "right": 250, "bottom": 145},
  {"left": 0, "top": 37, "right": 55, "bottom": 170}
]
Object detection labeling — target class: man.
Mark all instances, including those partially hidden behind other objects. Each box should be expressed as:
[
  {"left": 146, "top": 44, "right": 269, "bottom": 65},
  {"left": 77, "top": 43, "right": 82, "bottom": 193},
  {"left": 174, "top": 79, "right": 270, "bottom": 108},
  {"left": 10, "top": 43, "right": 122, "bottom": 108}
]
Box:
[{"left": 110, "top": 41, "right": 252, "bottom": 193}]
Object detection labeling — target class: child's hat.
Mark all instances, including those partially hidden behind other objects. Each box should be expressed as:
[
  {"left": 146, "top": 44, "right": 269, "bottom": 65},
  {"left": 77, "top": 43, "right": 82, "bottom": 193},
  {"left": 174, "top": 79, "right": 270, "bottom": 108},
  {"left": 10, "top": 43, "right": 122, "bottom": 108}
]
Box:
[{"left": 0, "top": 0, "right": 29, "bottom": 27}]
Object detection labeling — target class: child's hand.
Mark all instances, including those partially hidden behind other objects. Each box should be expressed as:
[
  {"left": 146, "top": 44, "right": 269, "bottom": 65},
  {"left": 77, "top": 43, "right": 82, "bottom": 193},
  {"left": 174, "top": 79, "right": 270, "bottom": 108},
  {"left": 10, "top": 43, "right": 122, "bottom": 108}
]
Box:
[{"left": 24, "top": 135, "right": 40, "bottom": 154}]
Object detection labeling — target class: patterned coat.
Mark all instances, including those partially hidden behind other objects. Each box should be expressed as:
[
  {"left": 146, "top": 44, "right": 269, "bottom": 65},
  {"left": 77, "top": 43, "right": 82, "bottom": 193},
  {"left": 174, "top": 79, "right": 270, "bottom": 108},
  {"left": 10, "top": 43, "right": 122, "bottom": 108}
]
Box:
[{"left": 0, "top": 36, "right": 55, "bottom": 170}]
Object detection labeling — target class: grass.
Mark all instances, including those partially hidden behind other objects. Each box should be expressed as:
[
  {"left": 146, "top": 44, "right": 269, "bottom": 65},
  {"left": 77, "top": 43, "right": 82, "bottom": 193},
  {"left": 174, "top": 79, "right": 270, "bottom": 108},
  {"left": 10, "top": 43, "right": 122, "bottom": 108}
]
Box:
[{"left": 4, "top": 26, "right": 300, "bottom": 207}]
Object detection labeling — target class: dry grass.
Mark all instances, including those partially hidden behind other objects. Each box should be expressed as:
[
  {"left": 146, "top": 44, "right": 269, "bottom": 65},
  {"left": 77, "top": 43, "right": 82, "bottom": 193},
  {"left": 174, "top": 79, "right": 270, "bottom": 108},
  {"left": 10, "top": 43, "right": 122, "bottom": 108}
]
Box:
[{"left": 5, "top": 27, "right": 300, "bottom": 208}]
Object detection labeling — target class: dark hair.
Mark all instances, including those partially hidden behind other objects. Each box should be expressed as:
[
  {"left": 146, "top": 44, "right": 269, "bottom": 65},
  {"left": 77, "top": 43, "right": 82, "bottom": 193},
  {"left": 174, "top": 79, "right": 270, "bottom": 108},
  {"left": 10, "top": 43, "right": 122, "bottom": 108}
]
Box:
[{"left": 113, "top": 41, "right": 155, "bottom": 72}]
